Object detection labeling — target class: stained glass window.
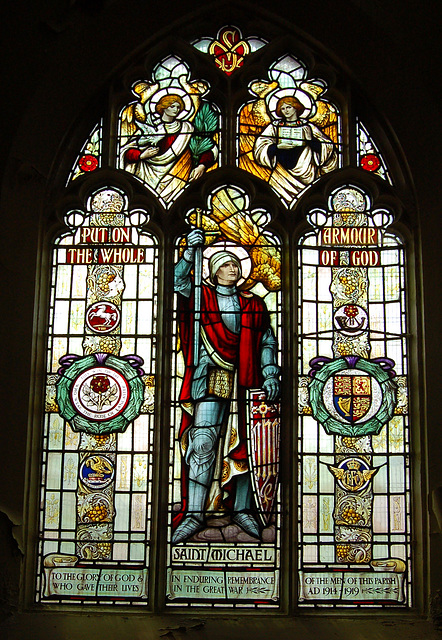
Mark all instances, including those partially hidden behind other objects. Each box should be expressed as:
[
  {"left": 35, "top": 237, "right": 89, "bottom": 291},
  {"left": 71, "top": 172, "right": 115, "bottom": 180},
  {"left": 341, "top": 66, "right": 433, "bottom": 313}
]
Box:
[
  {"left": 35, "top": 25, "right": 414, "bottom": 612},
  {"left": 297, "top": 186, "right": 410, "bottom": 606},
  {"left": 37, "top": 188, "right": 158, "bottom": 604}
]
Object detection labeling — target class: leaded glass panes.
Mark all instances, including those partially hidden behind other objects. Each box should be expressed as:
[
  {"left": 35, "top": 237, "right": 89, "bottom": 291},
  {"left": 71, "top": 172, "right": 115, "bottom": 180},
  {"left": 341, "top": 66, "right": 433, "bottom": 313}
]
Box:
[
  {"left": 35, "top": 26, "right": 415, "bottom": 612},
  {"left": 117, "top": 56, "right": 220, "bottom": 207},
  {"left": 68, "top": 121, "right": 102, "bottom": 183},
  {"left": 37, "top": 188, "right": 157, "bottom": 605},
  {"left": 192, "top": 26, "right": 266, "bottom": 75},
  {"left": 298, "top": 186, "right": 410, "bottom": 607},
  {"left": 238, "top": 55, "right": 342, "bottom": 207},
  {"left": 356, "top": 119, "right": 392, "bottom": 184},
  {"left": 167, "top": 186, "right": 282, "bottom": 607}
]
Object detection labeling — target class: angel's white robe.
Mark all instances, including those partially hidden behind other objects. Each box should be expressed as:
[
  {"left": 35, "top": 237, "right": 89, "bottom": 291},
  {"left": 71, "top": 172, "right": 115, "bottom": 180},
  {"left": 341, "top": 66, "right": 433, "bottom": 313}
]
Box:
[
  {"left": 253, "top": 121, "right": 337, "bottom": 204},
  {"left": 122, "top": 119, "right": 194, "bottom": 202}
]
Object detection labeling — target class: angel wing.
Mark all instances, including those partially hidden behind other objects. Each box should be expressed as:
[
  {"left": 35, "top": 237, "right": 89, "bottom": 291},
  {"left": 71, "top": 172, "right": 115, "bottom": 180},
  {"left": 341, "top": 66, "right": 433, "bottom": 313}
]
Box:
[
  {"left": 211, "top": 188, "right": 281, "bottom": 291},
  {"left": 186, "top": 187, "right": 281, "bottom": 291},
  {"left": 300, "top": 81, "right": 339, "bottom": 144},
  {"left": 178, "top": 75, "right": 209, "bottom": 119},
  {"left": 179, "top": 76, "right": 209, "bottom": 96},
  {"left": 238, "top": 80, "right": 278, "bottom": 181},
  {"left": 133, "top": 81, "right": 160, "bottom": 105},
  {"left": 120, "top": 81, "right": 159, "bottom": 141}
]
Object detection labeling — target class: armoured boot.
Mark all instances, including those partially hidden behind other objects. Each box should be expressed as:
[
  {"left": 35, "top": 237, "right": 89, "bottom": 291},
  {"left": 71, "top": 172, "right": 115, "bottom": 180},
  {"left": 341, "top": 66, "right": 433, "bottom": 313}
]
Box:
[{"left": 232, "top": 473, "right": 261, "bottom": 539}]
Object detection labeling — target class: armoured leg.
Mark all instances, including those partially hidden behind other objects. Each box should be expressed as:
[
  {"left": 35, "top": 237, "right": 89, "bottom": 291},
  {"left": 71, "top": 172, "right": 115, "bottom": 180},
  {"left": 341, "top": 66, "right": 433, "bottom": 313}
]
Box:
[
  {"left": 186, "top": 427, "right": 218, "bottom": 519},
  {"left": 173, "top": 399, "right": 228, "bottom": 543}
]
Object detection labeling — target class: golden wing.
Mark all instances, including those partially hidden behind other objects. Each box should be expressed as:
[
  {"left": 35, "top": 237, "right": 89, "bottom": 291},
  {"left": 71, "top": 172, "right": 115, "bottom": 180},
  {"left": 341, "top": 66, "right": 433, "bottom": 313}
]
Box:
[
  {"left": 329, "top": 466, "right": 346, "bottom": 481},
  {"left": 238, "top": 80, "right": 278, "bottom": 181},
  {"left": 120, "top": 81, "right": 159, "bottom": 141},
  {"left": 133, "top": 81, "right": 159, "bottom": 104},
  {"left": 238, "top": 102, "right": 271, "bottom": 182},
  {"left": 178, "top": 76, "right": 209, "bottom": 118},
  {"left": 120, "top": 102, "right": 146, "bottom": 141},
  {"left": 210, "top": 188, "right": 281, "bottom": 291},
  {"left": 362, "top": 468, "right": 378, "bottom": 482},
  {"left": 187, "top": 187, "right": 281, "bottom": 291},
  {"left": 301, "top": 81, "right": 339, "bottom": 144}
]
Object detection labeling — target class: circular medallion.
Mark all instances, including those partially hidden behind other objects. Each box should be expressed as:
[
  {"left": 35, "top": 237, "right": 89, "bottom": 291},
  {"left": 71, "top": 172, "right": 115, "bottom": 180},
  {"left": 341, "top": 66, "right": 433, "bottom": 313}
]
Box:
[
  {"left": 91, "top": 188, "right": 125, "bottom": 213},
  {"left": 80, "top": 454, "right": 115, "bottom": 489},
  {"left": 333, "top": 304, "right": 368, "bottom": 337},
  {"left": 330, "top": 187, "right": 366, "bottom": 213},
  {"left": 86, "top": 302, "right": 120, "bottom": 334},
  {"left": 57, "top": 353, "right": 145, "bottom": 434},
  {"left": 333, "top": 457, "right": 373, "bottom": 492},
  {"left": 70, "top": 366, "right": 130, "bottom": 421}
]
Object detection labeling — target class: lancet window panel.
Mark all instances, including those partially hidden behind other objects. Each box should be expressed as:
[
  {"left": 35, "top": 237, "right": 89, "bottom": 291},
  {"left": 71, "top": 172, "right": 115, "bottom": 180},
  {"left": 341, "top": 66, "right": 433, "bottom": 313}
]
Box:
[
  {"left": 167, "top": 185, "right": 283, "bottom": 608},
  {"left": 116, "top": 55, "right": 220, "bottom": 208},
  {"left": 237, "top": 54, "right": 342, "bottom": 209},
  {"left": 297, "top": 186, "right": 411, "bottom": 608},
  {"left": 36, "top": 188, "right": 158, "bottom": 605}
]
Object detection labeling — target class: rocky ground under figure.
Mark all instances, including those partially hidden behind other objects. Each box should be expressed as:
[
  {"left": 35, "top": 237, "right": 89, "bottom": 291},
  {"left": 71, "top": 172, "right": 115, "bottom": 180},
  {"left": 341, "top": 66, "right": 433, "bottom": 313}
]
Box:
[{"left": 172, "top": 512, "right": 276, "bottom": 543}]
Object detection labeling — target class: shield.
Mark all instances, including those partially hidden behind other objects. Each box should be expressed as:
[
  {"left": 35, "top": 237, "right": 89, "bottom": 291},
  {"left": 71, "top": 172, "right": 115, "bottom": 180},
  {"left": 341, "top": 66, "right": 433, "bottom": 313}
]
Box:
[
  {"left": 333, "top": 374, "right": 371, "bottom": 423},
  {"left": 309, "top": 356, "right": 397, "bottom": 437},
  {"left": 247, "top": 389, "right": 280, "bottom": 525}
]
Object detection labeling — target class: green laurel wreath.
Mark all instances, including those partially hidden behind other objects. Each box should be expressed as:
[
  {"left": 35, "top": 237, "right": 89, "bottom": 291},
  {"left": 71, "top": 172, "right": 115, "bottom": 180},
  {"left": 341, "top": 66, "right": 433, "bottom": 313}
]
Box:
[{"left": 56, "top": 354, "right": 145, "bottom": 434}]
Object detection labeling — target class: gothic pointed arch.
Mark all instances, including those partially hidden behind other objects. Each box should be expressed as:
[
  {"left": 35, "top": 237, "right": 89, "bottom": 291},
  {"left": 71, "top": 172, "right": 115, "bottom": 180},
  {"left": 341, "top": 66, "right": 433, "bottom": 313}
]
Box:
[{"left": 27, "top": 2, "right": 422, "bottom": 615}]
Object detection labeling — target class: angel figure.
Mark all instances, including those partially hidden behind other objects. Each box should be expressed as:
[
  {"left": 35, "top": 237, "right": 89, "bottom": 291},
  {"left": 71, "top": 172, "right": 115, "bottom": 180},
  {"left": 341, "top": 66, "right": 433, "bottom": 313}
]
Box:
[
  {"left": 240, "top": 83, "right": 338, "bottom": 206},
  {"left": 120, "top": 79, "right": 218, "bottom": 204}
]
